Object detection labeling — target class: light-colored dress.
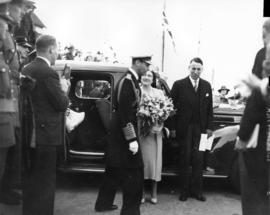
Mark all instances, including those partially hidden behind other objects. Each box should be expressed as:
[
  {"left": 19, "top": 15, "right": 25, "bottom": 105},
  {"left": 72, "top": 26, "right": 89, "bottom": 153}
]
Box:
[{"left": 139, "top": 87, "right": 165, "bottom": 182}]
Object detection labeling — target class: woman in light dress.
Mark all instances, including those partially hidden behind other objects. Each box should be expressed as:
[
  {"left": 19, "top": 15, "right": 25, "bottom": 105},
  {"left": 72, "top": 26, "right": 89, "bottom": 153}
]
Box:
[{"left": 139, "top": 70, "right": 167, "bottom": 204}]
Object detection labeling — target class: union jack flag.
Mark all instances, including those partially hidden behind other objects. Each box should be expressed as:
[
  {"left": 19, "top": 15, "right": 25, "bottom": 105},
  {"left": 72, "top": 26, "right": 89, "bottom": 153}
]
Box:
[{"left": 162, "top": 10, "right": 176, "bottom": 52}]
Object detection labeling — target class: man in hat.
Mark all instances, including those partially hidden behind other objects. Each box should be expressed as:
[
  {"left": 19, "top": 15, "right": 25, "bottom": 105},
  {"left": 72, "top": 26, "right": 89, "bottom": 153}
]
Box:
[
  {"left": 16, "top": 36, "right": 33, "bottom": 65},
  {"left": 0, "top": 0, "right": 25, "bottom": 205},
  {"left": 65, "top": 45, "right": 75, "bottom": 60},
  {"left": 14, "top": 0, "right": 36, "bottom": 49},
  {"left": 95, "top": 56, "right": 151, "bottom": 215},
  {"left": 218, "top": 85, "right": 230, "bottom": 104}
]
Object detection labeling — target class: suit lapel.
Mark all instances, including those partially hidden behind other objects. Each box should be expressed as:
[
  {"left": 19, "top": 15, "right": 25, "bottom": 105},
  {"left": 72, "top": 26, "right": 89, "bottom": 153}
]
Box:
[{"left": 199, "top": 80, "right": 206, "bottom": 107}]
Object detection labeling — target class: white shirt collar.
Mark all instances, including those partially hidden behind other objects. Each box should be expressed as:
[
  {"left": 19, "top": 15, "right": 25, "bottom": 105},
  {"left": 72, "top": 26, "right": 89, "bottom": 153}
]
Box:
[
  {"left": 189, "top": 76, "right": 199, "bottom": 87},
  {"left": 37, "top": 56, "right": 51, "bottom": 66},
  {"left": 129, "top": 67, "right": 139, "bottom": 80}
]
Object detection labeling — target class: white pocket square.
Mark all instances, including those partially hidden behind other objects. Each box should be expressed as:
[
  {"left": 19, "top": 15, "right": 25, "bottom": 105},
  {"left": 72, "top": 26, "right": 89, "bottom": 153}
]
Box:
[{"left": 205, "top": 93, "right": 209, "bottom": 97}]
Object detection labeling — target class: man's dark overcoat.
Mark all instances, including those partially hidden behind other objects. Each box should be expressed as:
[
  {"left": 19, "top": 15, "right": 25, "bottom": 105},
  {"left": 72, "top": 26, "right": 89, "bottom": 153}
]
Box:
[
  {"left": 22, "top": 58, "right": 68, "bottom": 146},
  {"left": 22, "top": 57, "right": 69, "bottom": 215}
]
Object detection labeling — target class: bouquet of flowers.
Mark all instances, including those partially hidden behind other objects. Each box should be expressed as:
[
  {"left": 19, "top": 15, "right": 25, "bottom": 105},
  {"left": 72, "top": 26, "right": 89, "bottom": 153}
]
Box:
[{"left": 137, "top": 94, "right": 175, "bottom": 136}]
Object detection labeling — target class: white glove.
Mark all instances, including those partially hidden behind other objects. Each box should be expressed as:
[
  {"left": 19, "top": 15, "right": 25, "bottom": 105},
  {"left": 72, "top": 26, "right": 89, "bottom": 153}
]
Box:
[{"left": 129, "top": 141, "right": 139, "bottom": 155}]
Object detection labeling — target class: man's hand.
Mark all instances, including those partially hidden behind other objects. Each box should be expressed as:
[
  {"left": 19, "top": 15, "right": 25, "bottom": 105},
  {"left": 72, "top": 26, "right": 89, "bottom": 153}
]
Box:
[
  {"left": 206, "top": 129, "right": 213, "bottom": 138},
  {"left": 129, "top": 141, "right": 139, "bottom": 155},
  {"left": 60, "top": 78, "right": 70, "bottom": 94},
  {"left": 234, "top": 137, "right": 247, "bottom": 151},
  {"left": 239, "top": 74, "right": 264, "bottom": 92},
  {"left": 170, "top": 130, "right": 176, "bottom": 138}
]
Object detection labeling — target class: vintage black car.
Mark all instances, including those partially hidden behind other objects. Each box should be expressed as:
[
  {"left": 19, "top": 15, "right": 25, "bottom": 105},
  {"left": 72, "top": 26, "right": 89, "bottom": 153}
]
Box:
[{"left": 53, "top": 60, "right": 243, "bottom": 192}]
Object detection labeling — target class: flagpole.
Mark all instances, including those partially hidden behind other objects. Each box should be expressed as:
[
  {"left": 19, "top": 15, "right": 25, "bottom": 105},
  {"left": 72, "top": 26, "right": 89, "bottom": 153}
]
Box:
[
  {"left": 211, "top": 68, "right": 215, "bottom": 91},
  {"left": 161, "top": 27, "right": 165, "bottom": 73},
  {"left": 197, "top": 18, "right": 202, "bottom": 56},
  {"left": 161, "top": 0, "right": 166, "bottom": 73}
]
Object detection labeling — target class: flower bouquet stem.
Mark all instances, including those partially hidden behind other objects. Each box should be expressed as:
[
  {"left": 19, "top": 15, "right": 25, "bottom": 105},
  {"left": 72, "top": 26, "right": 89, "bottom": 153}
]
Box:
[{"left": 151, "top": 121, "right": 163, "bottom": 134}]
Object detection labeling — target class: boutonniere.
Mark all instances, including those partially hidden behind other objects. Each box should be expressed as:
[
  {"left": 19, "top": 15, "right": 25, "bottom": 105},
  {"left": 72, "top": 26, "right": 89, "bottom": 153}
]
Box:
[{"left": 205, "top": 93, "right": 209, "bottom": 97}]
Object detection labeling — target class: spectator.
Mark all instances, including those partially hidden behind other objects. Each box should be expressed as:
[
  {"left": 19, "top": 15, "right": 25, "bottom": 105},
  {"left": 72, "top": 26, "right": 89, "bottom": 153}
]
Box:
[
  {"left": 22, "top": 34, "right": 69, "bottom": 215},
  {"left": 65, "top": 45, "right": 75, "bottom": 60},
  {"left": 217, "top": 85, "right": 230, "bottom": 104}
]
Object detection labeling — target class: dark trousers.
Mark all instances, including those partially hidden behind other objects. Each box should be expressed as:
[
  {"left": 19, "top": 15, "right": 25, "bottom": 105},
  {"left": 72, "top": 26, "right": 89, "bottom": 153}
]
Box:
[
  {"left": 178, "top": 124, "right": 204, "bottom": 195},
  {"left": 23, "top": 145, "right": 57, "bottom": 215},
  {"left": 95, "top": 167, "right": 143, "bottom": 215},
  {"left": 2, "top": 127, "right": 21, "bottom": 187},
  {"left": 1, "top": 126, "right": 21, "bottom": 192},
  {"left": 239, "top": 152, "right": 269, "bottom": 215},
  {"left": 0, "top": 148, "right": 8, "bottom": 182}
]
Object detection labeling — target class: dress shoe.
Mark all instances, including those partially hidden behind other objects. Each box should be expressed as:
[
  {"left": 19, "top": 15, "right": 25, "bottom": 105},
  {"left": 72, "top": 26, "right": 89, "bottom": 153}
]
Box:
[
  {"left": 178, "top": 194, "right": 188, "bottom": 201},
  {"left": 191, "top": 194, "right": 206, "bottom": 202},
  {"left": 95, "top": 204, "right": 118, "bottom": 212},
  {"left": 150, "top": 198, "right": 158, "bottom": 204},
  {"left": 141, "top": 198, "right": 145, "bottom": 204},
  {"left": 3, "top": 189, "right": 22, "bottom": 200},
  {"left": 0, "top": 192, "right": 21, "bottom": 205}
]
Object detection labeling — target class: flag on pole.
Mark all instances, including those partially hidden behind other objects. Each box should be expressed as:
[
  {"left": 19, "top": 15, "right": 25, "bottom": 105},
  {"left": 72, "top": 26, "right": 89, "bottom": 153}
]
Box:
[{"left": 162, "top": 10, "right": 176, "bottom": 52}]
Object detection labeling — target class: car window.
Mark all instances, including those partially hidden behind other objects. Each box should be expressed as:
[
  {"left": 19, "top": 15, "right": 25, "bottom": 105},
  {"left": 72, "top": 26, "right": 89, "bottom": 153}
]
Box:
[{"left": 75, "top": 80, "right": 111, "bottom": 99}]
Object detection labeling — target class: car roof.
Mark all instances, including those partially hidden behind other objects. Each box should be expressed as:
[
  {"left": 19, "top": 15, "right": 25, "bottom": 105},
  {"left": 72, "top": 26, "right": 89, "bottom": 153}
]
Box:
[{"left": 53, "top": 60, "right": 128, "bottom": 73}]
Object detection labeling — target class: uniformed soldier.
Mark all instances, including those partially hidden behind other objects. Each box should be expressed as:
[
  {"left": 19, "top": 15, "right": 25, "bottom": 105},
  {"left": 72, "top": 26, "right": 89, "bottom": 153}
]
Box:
[
  {"left": 95, "top": 56, "right": 151, "bottom": 215},
  {"left": 0, "top": 0, "right": 25, "bottom": 205},
  {"left": 0, "top": 0, "right": 18, "bottom": 205}
]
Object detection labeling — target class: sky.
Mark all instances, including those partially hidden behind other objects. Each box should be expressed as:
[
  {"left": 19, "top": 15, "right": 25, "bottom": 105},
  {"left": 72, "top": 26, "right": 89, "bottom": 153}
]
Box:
[{"left": 35, "top": 0, "right": 265, "bottom": 93}]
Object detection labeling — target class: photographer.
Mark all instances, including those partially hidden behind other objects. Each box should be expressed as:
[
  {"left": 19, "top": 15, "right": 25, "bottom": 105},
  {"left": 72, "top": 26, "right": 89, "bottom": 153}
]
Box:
[{"left": 22, "top": 35, "right": 69, "bottom": 215}]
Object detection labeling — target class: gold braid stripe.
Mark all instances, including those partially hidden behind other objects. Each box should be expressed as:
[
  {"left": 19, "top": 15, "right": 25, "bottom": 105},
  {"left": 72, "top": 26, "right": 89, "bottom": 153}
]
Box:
[{"left": 122, "top": 123, "right": 136, "bottom": 141}]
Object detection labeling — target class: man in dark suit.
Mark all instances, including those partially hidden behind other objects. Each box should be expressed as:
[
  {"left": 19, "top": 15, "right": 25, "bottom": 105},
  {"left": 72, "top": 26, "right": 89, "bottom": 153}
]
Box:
[
  {"left": 95, "top": 56, "right": 151, "bottom": 215},
  {"left": 22, "top": 35, "right": 69, "bottom": 215},
  {"left": 170, "top": 57, "right": 213, "bottom": 202}
]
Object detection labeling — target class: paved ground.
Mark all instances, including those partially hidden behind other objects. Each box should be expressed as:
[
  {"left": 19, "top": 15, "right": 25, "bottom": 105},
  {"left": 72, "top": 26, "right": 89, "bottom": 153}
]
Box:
[
  {"left": 55, "top": 173, "right": 241, "bottom": 215},
  {"left": 0, "top": 173, "right": 241, "bottom": 215}
]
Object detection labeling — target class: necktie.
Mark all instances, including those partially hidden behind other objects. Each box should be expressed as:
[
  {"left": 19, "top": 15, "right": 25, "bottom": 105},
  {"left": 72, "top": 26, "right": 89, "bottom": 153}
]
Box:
[{"left": 194, "top": 80, "right": 198, "bottom": 92}]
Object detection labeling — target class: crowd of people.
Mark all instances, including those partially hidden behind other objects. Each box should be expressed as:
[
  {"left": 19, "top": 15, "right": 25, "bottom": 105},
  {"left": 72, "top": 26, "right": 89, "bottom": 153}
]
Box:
[
  {"left": 57, "top": 44, "right": 119, "bottom": 63},
  {"left": 0, "top": 0, "right": 270, "bottom": 215}
]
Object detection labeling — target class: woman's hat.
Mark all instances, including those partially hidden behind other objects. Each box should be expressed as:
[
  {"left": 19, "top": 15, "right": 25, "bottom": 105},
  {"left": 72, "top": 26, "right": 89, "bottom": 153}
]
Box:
[{"left": 218, "top": 85, "right": 230, "bottom": 93}]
